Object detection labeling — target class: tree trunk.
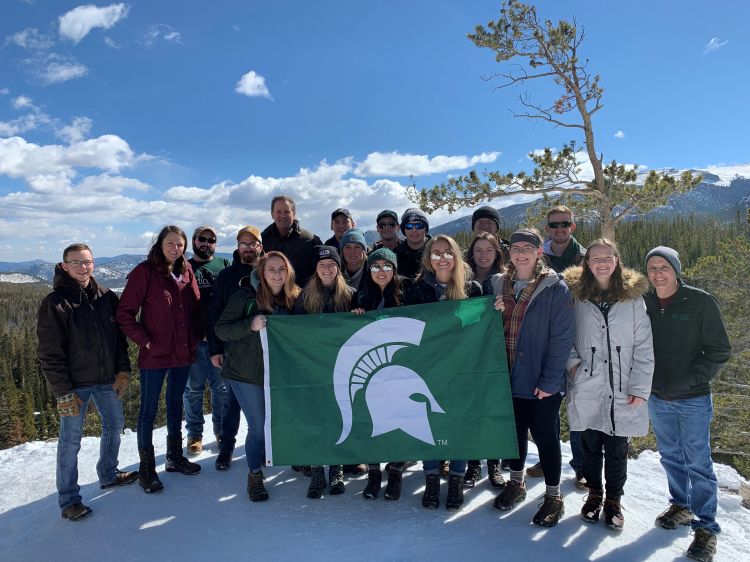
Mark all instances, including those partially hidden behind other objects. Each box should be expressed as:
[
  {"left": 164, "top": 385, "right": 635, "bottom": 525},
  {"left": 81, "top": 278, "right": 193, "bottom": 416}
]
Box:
[{"left": 600, "top": 199, "right": 615, "bottom": 242}]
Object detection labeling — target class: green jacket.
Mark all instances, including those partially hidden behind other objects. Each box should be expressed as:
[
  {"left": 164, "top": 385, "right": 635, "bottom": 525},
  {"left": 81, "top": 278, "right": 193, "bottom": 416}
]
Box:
[
  {"left": 214, "top": 282, "right": 264, "bottom": 386},
  {"left": 644, "top": 281, "right": 731, "bottom": 401}
]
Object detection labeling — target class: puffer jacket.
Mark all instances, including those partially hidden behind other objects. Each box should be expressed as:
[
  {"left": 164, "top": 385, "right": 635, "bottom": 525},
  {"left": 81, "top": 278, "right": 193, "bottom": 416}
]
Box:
[
  {"left": 564, "top": 266, "right": 654, "bottom": 437},
  {"left": 37, "top": 266, "right": 130, "bottom": 397},
  {"left": 116, "top": 260, "right": 202, "bottom": 369},
  {"left": 490, "top": 270, "right": 575, "bottom": 399},
  {"left": 403, "top": 271, "right": 483, "bottom": 304}
]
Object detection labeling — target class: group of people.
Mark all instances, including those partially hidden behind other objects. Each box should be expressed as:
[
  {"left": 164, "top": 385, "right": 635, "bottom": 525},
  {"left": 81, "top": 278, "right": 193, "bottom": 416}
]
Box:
[{"left": 36, "top": 196, "right": 730, "bottom": 562}]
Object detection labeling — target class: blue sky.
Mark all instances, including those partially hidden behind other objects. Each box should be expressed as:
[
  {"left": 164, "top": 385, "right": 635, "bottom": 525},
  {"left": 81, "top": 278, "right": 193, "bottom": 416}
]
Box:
[{"left": 1, "top": 0, "right": 748, "bottom": 261}]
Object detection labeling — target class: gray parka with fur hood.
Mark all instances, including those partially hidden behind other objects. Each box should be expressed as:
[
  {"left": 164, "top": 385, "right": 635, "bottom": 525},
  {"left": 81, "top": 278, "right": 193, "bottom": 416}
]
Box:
[{"left": 564, "top": 266, "right": 654, "bottom": 437}]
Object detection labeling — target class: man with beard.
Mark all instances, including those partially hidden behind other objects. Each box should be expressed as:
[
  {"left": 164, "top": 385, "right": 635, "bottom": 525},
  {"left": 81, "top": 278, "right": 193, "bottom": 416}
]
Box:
[
  {"left": 394, "top": 208, "right": 431, "bottom": 280},
  {"left": 184, "top": 226, "right": 232, "bottom": 455},
  {"left": 207, "top": 225, "right": 264, "bottom": 470},
  {"left": 370, "top": 209, "right": 400, "bottom": 252}
]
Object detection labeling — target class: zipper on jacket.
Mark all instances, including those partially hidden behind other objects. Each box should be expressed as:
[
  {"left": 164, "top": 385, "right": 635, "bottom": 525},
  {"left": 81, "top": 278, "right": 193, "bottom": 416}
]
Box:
[
  {"left": 589, "top": 347, "right": 596, "bottom": 376},
  {"left": 616, "top": 346, "right": 622, "bottom": 392},
  {"left": 604, "top": 315, "right": 616, "bottom": 434}
]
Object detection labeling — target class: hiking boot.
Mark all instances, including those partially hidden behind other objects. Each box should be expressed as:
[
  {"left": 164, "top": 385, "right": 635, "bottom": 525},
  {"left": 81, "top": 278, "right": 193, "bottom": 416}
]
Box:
[
  {"left": 526, "top": 461, "right": 544, "bottom": 478},
  {"left": 362, "top": 469, "right": 382, "bottom": 500},
  {"left": 464, "top": 461, "right": 481, "bottom": 488},
  {"left": 307, "top": 467, "right": 327, "bottom": 499},
  {"left": 487, "top": 460, "right": 506, "bottom": 489},
  {"left": 61, "top": 502, "right": 92, "bottom": 521},
  {"left": 343, "top": 464, "right": 368, "bottom": 476},
  {"left": 138, "top": 446, "right": 163, "bottom": 494},
  {"left": 446, "top": 474, "right": 465, "bottom": 511},
  {"left": 328, "top": 465, "right": 345, "bottom": 495},
  {"left": 500, "top": 459, "right": 511, "bottom": 471},
  {"left": 187, "top": 435, "right": 203, "bottom": 456},
  {"left": 574, "top": 470, "right": 588, "bottom": 490},
  {"left": 165, "top": 435, "right": 201, "bottom": 475},
  {"left": 100, "top": 469, "right": 139, "bottom": 489},
  {"left": 655, "top": 503, "right": 694, "bottom": 530},
  {"left": 215, "top": 450, "right": 232, "bottom": 471},
  {"left": 580, "top": 489, "right": 603, "bottom": 523},
  {"left": 247, "top": 471, "right": 269, "bottom": 502},
  {"left": 384, "top": 468, "right": 403, "bottom": 500},
  {"left": 439, "top": 460, "right": 450, "bottom": 479},
  {"left": 533, "top": 494, "right": 565, "bottom": 527},
  {"left": 603, "top": 496, "right": 625, "bottom": 531},
  {"left": 687, "top": 528, "right": 717, "bottom": 562},
  {"left": 493, "top": 479, "right": 526, "bottom": 511},
  {"left": 422, "top": 474, "right": 441, "bottom": 509}
]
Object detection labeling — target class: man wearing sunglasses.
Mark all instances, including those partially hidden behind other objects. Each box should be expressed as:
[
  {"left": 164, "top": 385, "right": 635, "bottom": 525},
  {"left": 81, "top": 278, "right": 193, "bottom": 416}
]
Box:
[
  {"left": 371, "top": 209, "right": 400, "bottom": 252},
  {"left": 207, "top": 225, "right": 264, "bottom": 470},
  {"left": 542, "top": 206, "right": 586, "bottom": 273},
  {"left": 184, "top": 226, "right": 232, "bottom": 456},
  {"left": 395, "top": 208, "right": 431, "bottom": 280}
]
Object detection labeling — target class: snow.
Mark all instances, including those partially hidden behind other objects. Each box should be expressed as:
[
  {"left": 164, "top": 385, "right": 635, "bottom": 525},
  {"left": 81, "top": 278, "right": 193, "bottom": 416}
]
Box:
[
  {"left": 0, "top": 272, "right": 42, "bottom": 284},
  {"left": 703, "top": 164, "right": 750, "bottom": 187},
  {"left": 1, "top": 419, "right": 748, "bottom": 561}
]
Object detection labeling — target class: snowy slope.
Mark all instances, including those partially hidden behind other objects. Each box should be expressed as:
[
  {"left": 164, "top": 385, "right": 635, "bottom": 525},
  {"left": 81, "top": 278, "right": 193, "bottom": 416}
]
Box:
[
  {"left": 1, "top": 420, "right": 748, "bottom": 562},
  {"left": 0, "top": 273, "right": 45, "bottom": 284}
]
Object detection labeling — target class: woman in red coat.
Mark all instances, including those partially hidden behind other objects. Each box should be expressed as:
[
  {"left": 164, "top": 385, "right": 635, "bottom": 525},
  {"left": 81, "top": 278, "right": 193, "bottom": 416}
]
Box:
[{"left": 117, "top": 225, "right": 203, "bottom": 493}]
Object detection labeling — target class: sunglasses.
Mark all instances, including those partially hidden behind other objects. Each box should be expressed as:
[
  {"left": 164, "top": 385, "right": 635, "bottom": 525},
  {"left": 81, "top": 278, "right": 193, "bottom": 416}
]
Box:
[
  {"left": 196, "top": 235, "right": 217, "bottom": 244},
  {"left": 370, "top": 264, "right": 394, "bottom": 273},
  {"left": 547, "top": 221, "right": 572, "bottom": 229},
  {"left": 377, "top": 222, "right": 397, "bottom": 229},
  {"left": 404, "top": 222, "right": 426, "bottom": 230},
  {"left": 430, "top": 251, "right": 455, "bottom": 261}
]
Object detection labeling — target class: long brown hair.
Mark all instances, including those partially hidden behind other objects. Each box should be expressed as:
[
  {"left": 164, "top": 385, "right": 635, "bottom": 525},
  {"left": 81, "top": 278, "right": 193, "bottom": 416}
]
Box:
[
  {"left": 418, "top": 234, "right": 470, "bottom": 300},
  {"left": 578, "top": 238, "right": 627, "bottom": 303},
  {"left": 466, "top": 232, "right": 505, "bottom": 275},
  {"left": 255, "top": 251, "right": 300, "bottom": 313},
  {"left": 302, "top": 262, "right": 352, "bottom": 313},
  {"left": 147, "top": 225, "right": 188, "bottom": 274}
]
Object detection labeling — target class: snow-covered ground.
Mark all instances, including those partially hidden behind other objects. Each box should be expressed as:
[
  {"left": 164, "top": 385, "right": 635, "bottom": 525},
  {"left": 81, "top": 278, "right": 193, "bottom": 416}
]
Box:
[
  {"left": 0, "top": 272, "right": 43, "bottom": 284},
  {"left": 1, "top": 418, "right": 748, "bottom": 561}
]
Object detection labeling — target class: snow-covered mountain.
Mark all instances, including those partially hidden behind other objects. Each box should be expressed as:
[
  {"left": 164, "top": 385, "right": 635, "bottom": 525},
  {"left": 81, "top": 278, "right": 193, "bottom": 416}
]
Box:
[{"left": 0, "top": 273, "right": 46, "bottom": 284}]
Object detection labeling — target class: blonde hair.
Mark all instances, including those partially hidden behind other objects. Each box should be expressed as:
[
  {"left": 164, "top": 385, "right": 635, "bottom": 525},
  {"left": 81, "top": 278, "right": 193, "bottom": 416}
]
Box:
[
  {"left": 302, "top": 263, "right": 352, "bottom": 313},
  {"left": 419, "top": 234, "right": 469, "bottom": 300},
  {"left": 255, "top": 251, "right": 300, "bottom": 313}
]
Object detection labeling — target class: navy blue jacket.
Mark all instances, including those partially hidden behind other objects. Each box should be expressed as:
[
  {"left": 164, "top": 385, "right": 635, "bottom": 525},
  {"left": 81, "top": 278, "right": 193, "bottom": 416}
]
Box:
[{"left": 490, "top": 271, "right": 575, "bottom": 399}]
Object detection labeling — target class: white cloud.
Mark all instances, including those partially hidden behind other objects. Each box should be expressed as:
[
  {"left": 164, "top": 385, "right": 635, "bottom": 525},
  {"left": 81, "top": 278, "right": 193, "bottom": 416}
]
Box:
[
  {"left": 235, "top": 71, "right": 272, "bottom": 99},
  {"left": 59, "top": 3, "right": 129, "bottom": 44},
  {"left": 103, "top": 36, "right": 121, "bottom": 49},
  {"left": 614, "top": 130, "right": 625, "bottom": 139},
  {"left": 12, "top": 96, "right": 34, "bottom": 109},
  {"left": 354, "top": 150, "right": 500, "bottom": 177},
  {"left": 5, "top": 28, "right": 54, "bottom": 50},
  {"left": 704, "top": 37, "right": 729, "bottom": 54},
  {"left": 0, "top": 99, "right": 51, "bottom": 137},
  {"left": 141, "top": 24, "right": 182, "bottom": 47},
  {"left": 0, "top": 88, "right": 9, "bottom": 95},
  {"left": 28, "top": 53, "right": 88, "bottom": 84},
  {"left": 56, "top": 116, "right": 93, "bottom": 144},
  {"left": 76, "top": 173, "right": 150, "bottom": 193}
]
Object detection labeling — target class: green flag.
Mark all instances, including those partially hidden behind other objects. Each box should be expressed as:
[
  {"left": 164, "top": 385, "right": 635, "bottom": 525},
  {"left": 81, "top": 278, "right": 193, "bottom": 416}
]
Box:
[{"left": 262, "top": 296, "right": 518, "bottom": 466}]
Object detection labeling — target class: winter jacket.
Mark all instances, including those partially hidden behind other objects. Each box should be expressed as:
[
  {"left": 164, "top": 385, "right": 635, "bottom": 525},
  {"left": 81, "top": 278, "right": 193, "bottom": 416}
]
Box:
[
  {"left": 189, "top": 256, "right": 231, "bottom": 320},
  {"left": 293, "top": 284, "right": 355, "bottom": 314},
  {"left": 213, "top": 272, "right": 268, "bottom": 387},
  {"left": 116, "top": 261, "right": 202, "bottom": 369},
  {"left": 261, "top": 220, "right": 322, "bottom": 287},
  {"left": 564, "top": 266, "right": 654, "bottom": 437},
  {"left": 37, "top": 266, "right": 131, "bottom": 397},
  {"left": 542, "top": 237, "right": 585, "bottom": 273},
  {"left": 394, "top": 236, "right": 431, "bottom": 281},
  {"left": 644, "top": 280, "right": 731, "bottom": 401},
  {"left": 206, "top": 250, "right": 256, "bottom": 356},
  {"left": 404, "top": 271, "right": 483, "bottom": 305},
  {"left": 490, "top": 271, "right": 575, "bottom": 399}
]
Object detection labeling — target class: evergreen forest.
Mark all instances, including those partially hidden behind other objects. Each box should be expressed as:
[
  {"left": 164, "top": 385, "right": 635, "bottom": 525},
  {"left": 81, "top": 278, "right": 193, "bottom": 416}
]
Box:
[{"left": 1, "top": 215, "right": 748, "bottom": 478}]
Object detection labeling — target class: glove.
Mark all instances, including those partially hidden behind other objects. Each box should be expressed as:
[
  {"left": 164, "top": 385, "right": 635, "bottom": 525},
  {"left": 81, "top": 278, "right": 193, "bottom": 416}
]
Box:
[
  {"left": 112, "top": 372, "right": 130, "bottom": 399},
  {"left": 57, "top": 393, "right": 84, "bottom": 417}
]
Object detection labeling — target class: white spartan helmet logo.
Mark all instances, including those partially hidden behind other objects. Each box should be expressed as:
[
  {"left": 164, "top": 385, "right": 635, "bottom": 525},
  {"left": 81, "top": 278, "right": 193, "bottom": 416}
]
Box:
[{"left": 334, "top": 317, "right": 445, "bottom": 446}]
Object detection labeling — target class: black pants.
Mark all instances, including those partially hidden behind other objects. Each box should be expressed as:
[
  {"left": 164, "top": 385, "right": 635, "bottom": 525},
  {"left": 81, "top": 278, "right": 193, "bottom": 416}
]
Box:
[
  {"left": 509, "top": 394, "right": 563, "bottom": 486},
  {"left": 581, "top": 429, "right": 629, "bottom": 497}
]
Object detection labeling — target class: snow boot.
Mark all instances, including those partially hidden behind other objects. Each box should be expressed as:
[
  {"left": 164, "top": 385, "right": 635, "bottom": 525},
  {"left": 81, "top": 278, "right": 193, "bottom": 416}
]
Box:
[
  {"left": 307, "top": 467, "right": 327, "bottom": 499},
  {"left": 687, "top": 528, "right": 717, "bottom": 562},
  {"left": 187, "top": 435, "right": 202, "bottom": 456},
  {"left": 138, "top": 446, "right": 163, "bottom": 494},
  {"left": 328, "top": 465, "right": 345, "bottom": 495},
  {"left": 464, "top": 460, "right": 481, "bottom": 488},
  {"left": 603, "top": 495, "right": 624, "bottom": 531},
  {"left": 526, "top": 461, "right": 544, "bottom": 478},
  {"left": 581, "top": 489, "right": 604, "bottom": 523},
  {"left": 446, "top": 474, "right": 465, "bottom": 511},
  {"left": 61, "top": 502, "right": 92, "bottom": 521},
  {"left": 100, "top": 469, "right": 139, "bottom": 489},
  {"left": 487, "top": 459, "right": 506, "bottom": 488},
  {"left": 384, "top": 467, "right": 403, "bottom": 500},
  {"left": 247, "top": 471, "right": 269, "bottom": 502},
  {"left": 165, "top": 434, "right": 201, "bottom": 475},
  {"left": 493, "top": 479, "right": 526, "bottom": 511},
  {"left": 655, "top": 504, "right": 693, "bottom": 530},
  {"left": 362, "top": 469, "right": 382, "bottom": 500},
  {"left": 533, "top": 494, "right": 565, "bottom": 528},
  {"left": 422, "top": 474, "right": 441, "bottom": 509}
]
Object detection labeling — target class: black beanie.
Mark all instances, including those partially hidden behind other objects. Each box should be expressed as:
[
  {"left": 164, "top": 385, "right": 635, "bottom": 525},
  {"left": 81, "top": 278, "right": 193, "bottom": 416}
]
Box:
[
  {"left": 400, "top": 207, "right": 430, "bottom": 235},
  {"left": 312, "top": 245, "right": 342, "bottom": 269},
  {"left": 471, "top": 206, "right": 501, "bottom": 231}
]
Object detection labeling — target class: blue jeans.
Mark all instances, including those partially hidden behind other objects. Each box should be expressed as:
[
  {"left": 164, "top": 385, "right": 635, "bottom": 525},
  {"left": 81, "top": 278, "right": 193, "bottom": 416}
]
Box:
[
  {"left": 218, "top": 382, "right": 242, "bottom": 453},
  {"left": 184, "top": 341, "right": 227, "bottom": 439},
  {"left": 137, "top": 366, "right": 190, "bottom": 450},
  {"left": 227, "top": 379, "right": 265, "bottom": 472},
  {"left": 649, "top": 394, "right": 720, "bottom": 533},
  {"left": 423, "top": 460, "right": 467, "bottom": 475},
  {"left": 57, "top": 384, "right": 124, "bottom": 510},
  {"left": 569, "top": 430, "right": 583, "bottom": 472}
]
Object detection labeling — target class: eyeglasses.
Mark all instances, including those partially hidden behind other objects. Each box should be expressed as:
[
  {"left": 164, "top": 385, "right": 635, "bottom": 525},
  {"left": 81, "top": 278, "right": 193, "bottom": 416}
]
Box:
[
  {"left": 66, "top": 260, "right": 94, "bottom": 267},
  {"left": 547, "top": 221, "right": 572, "bottom": 229},
  {"left": 377, "top": 222, "right": 397, "bottom": 229},
  {"left": 370, "top": 264, "right": 394, "bottom": 273},
  {"left": 239, "top": 241, "right": 261, "bottom": 249},
  {"left": 196, "top": 236, "right": 217, "bottom": 244},
  {"left": 404, "top": 223, "right": 426, "bottom": 230},
  {"left": 430, "top": 251, "right": 455, "bottom": 261},
  {"left": 510, "top": 245, "right": 537, "bottom": 255}
]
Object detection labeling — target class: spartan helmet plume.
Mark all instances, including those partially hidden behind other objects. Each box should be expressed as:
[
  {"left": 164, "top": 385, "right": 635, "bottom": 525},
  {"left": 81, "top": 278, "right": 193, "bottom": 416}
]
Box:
[{"left": 333, "top": 318, "right": 444, "bottom": 446}]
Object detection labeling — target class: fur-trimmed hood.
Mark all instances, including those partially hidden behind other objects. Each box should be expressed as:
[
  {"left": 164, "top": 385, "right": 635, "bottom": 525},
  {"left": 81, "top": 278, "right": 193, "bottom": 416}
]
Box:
[{"left": 563, "top": 265, "right": 648, "bottom": 301}]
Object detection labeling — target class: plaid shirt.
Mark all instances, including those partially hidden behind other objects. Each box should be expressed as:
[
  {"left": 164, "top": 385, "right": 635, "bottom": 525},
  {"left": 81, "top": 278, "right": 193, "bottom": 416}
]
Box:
[{"left": 502, "top": 276, "right": 536, "bottom": 369}]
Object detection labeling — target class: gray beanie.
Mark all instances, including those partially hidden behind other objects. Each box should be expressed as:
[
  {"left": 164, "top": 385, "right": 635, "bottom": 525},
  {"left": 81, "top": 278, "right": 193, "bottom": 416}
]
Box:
[
  {"left": 340, "top": 228, "right": 367, "bottom": 250},
  {"left": 400, "top": 207, "right": 429, "bottom": 234},
  {"left": 367, "top": 247, "right": 397, "bottom": 268},
  {"left": 645, "top": 246, "right": 681, "bottom": 275}
]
